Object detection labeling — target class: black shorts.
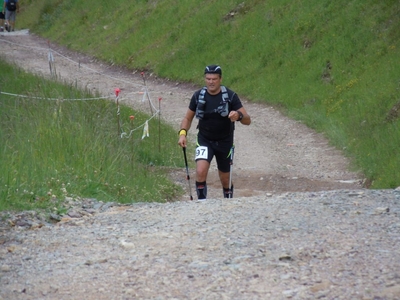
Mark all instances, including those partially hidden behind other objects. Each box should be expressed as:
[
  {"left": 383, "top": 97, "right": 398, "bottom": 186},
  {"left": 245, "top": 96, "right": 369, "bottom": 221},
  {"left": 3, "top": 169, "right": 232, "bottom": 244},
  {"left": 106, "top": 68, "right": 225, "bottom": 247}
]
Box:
[
  {"left": 196, "top": 133, "right": 234, "bottom": 173},
  {"left": 0, "top": 12, "right": 4, "bottom": 19}
]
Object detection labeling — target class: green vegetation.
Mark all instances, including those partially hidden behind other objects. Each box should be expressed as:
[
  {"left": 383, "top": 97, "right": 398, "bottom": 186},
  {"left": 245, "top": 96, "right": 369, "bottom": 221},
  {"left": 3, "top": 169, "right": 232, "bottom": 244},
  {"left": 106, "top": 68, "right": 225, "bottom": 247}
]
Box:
[
  {"left": 10, "top": 0, "right": 400, "bottom": 191},
  {"left": 19, "top": 0, "right": 400, "bottom": 188},
  {"left": 0, "top": 60, "right": 183, "bottom": 212}
]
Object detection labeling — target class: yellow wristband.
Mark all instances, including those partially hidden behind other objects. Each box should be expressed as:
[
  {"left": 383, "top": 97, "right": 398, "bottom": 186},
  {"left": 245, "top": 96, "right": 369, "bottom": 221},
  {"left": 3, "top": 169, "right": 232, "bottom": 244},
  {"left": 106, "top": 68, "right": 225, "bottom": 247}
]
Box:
[{"left": 179, "top": 129, "right": 187, "bottom": 136}]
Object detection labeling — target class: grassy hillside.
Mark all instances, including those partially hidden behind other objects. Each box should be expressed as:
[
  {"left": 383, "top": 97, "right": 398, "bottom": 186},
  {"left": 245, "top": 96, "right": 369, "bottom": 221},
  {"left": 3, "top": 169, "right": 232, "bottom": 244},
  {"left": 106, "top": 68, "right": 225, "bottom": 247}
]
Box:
[
  {"left": 0, "top": 60, "right": 183, "bottom": 211},
  {"left": 17, "top": 0, "right": 400, "bottom": 188}
]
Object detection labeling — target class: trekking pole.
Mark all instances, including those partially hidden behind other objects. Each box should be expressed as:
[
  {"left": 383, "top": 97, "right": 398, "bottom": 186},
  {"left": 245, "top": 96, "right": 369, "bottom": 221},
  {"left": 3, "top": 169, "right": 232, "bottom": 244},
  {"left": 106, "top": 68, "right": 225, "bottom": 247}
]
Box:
[
  {"left": 228, "top": 121, "right": 235, "bottom": 198},
  {"left": 182, "top": 147, "right": 193, "bottom": 200},
  {"left": 228, "top": 145, "right": 235, "bottom": 198}
]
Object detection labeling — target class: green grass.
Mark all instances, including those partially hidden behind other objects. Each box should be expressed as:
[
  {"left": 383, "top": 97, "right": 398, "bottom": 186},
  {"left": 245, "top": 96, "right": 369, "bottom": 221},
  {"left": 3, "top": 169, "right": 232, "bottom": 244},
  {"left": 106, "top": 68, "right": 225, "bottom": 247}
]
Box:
[
  {"left": 0, "top": 59, "right": 184, "bottom": 212},
  {"left": 11, "top": 0, "right": 400, "bottom": 190}
]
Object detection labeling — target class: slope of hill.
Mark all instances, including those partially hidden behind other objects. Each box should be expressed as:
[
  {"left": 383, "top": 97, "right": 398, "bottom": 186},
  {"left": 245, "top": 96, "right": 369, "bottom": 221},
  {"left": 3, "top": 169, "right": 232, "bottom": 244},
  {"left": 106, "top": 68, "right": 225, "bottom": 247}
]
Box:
[{"left": 17, "top": 0, "right": 399, "bottom": 188}]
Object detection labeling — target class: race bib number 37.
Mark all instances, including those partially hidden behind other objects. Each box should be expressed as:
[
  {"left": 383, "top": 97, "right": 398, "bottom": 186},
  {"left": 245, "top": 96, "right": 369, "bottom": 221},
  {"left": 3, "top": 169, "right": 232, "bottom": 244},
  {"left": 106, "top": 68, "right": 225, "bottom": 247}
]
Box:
[{"left": 195, "top": 146, "right": 208, "bottom": 160}]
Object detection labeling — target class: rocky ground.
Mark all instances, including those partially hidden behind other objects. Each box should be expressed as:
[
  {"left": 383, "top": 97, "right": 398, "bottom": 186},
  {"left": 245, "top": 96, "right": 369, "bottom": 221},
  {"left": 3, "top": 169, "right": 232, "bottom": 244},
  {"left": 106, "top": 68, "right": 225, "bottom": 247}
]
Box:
[{"left": 0, "top": 31, "right": 399, "bottom": 300}]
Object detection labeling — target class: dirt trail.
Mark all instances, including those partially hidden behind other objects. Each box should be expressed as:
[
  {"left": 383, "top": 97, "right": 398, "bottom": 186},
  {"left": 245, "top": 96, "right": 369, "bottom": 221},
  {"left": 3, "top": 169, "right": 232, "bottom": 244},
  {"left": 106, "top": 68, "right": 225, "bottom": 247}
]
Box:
[
  {"left": 4, "top": 31, "right": 400, "bottom": 300},
  {"left": 0, "top": 31, "right": 363, "bottom": 199}
]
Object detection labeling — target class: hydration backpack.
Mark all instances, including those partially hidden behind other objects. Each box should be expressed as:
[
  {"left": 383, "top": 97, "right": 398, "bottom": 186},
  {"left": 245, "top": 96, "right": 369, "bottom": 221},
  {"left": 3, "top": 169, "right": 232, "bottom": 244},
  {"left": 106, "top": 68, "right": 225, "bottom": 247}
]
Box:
[
  {"left": 6, "top": 0, "right": 17, "bottom": 11},
  {"left": 195, "top": 86, "right": 231, "bottom": 119}
]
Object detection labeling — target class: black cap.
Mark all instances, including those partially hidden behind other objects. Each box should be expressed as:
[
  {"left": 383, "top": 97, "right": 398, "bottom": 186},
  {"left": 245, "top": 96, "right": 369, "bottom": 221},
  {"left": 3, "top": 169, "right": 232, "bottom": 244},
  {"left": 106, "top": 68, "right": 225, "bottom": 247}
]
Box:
[{"left": 204, "top": 65, "right": 222, "bottom": 75}]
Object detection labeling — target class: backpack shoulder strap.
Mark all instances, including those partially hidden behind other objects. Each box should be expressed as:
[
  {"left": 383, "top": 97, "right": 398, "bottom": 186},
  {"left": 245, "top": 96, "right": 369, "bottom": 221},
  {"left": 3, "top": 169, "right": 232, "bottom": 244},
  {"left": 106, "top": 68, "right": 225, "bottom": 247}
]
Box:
[
  {"left": 195, "top": 87, "right": 207, "bottom": 119},
  {"left": 197, "top": 87, "right": 207, "bottom": 103},
  {"left": 220, "top": 86, "right": 231, "bottom": 103}
]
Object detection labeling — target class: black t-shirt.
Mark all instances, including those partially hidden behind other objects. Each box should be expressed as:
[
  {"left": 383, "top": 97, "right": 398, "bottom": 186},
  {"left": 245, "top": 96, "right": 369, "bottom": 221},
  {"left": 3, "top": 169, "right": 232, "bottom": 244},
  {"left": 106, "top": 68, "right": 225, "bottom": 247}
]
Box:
[{"left": 189, "top": 87, "right": 243, "bottom": 140}]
